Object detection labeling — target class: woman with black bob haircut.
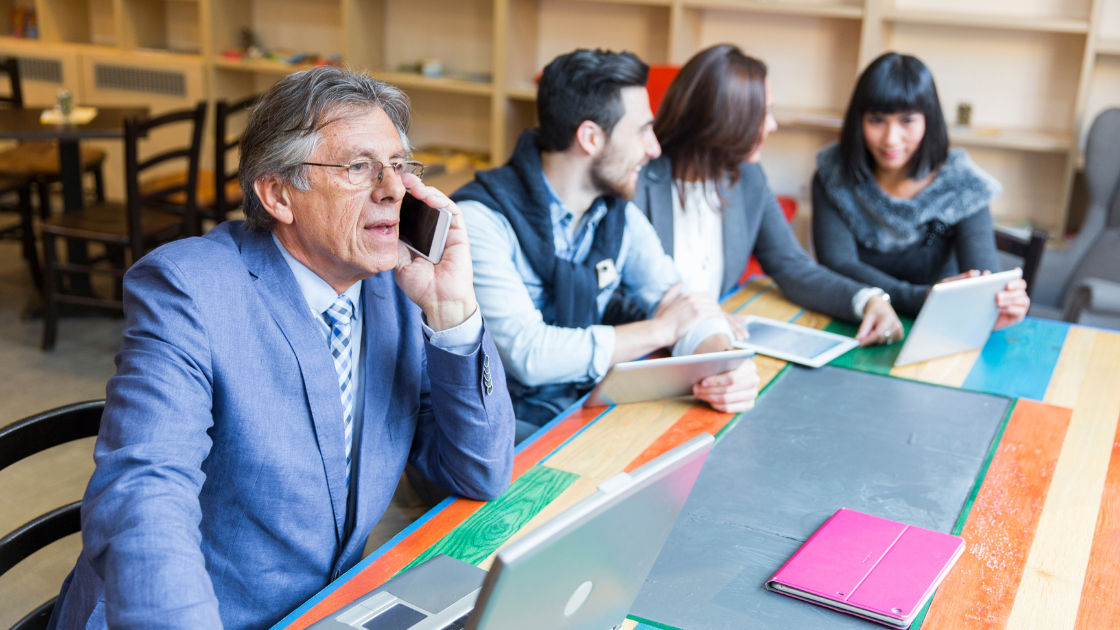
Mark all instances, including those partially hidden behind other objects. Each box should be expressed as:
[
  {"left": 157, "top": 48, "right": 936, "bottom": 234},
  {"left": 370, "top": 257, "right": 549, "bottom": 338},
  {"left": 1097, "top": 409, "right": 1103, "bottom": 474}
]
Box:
[
  {"left": 812, "top": 52, "right": 1029, "bottom": 327},
  {"left": 632, "top": 44, "right": 904, "bottom": 346}
]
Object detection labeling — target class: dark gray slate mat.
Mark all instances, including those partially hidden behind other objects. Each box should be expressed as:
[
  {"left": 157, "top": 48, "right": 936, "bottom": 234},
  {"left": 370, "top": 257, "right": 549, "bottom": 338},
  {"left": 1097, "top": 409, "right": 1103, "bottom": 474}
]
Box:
[{"left": 631, "top": 365, "right": 1011, "bottom": 629}]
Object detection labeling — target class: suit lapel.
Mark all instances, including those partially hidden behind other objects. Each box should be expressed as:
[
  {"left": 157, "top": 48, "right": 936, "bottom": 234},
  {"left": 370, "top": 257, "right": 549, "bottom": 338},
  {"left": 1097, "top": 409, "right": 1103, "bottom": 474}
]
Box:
[
  {"left": 721, "top": 175, "right": 751, "bottom": 294},
  {"left": 240, "top": 231, "right": 349, "bottom": 542},
  {"left": 347, "top": 273, "right": 400, "bottom": 559},
  {"left": 645, "top": 158, "right": 675, "bottom": 255}
]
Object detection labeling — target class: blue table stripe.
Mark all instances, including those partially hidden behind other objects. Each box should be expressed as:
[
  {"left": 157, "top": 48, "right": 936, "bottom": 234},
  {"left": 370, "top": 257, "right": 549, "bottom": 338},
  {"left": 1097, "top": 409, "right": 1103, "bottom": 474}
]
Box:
[{"left": 961, "top": 317, "right": 1069, "bottom": 401}]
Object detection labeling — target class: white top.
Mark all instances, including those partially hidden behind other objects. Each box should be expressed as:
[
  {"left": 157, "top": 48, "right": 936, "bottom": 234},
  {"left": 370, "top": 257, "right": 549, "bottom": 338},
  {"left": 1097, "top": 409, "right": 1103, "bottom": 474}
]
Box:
[{"left": 671, "top": 179, "right": 725, "bottom": 299}]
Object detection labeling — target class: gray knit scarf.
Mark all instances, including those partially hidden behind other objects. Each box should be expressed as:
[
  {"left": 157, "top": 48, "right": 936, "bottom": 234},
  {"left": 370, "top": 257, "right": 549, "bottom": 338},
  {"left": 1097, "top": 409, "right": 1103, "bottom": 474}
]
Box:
[{"left": 816, "top": 142, "right": 1002, "bottom": 253}]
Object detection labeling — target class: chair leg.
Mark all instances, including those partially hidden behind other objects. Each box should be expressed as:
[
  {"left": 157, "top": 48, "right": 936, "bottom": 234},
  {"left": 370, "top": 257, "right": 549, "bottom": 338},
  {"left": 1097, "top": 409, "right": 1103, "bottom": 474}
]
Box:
[
  {"left": 41, "top": 232, "right": 59, "bottom": 351},
  {"left": 17, "top": 185, "right": 43, "bottom": 291},
  {"left": 109, "top": 246, "right": 126, "bottom": 302},
  {"left": 36, "top": 179, "right": 51, "bottom": 219},
  {"left": 92, "top": 164, "right": 105, "bottom": 203}
]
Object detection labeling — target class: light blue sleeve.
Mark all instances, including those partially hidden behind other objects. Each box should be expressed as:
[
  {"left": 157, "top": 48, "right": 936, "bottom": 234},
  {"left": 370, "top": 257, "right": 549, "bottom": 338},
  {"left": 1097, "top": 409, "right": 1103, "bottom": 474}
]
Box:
[
  {"left": 460, "top": 200, "right": 615, "bottom": 386},
  {"left": 617, "top": 203, "right": 733, "bottom": 356},
  {"left": 422, "top": 306, "right": 484, "bottom": 355}
]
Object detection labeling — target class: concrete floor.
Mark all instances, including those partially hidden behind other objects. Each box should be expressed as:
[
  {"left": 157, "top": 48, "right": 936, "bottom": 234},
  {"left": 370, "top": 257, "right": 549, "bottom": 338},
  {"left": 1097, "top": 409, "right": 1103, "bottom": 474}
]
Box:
[{"left": 0, "top": 233, "right": 427, "bottom": 628}]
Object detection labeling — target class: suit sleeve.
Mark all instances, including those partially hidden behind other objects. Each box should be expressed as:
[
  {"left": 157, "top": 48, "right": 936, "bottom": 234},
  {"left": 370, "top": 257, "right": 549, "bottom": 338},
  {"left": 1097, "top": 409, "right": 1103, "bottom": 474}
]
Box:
[
  {"left": 80, "top": 252, "right": 221, "bottom": 629},
  {"left": 811, "top": 173, "right": 930, "bottom": 317},
  {"left": 408, "top": 323, "right": 515, "bottom": 501},
  {"left": 749, "top": 173, "right": 867, "bottom": 323}
]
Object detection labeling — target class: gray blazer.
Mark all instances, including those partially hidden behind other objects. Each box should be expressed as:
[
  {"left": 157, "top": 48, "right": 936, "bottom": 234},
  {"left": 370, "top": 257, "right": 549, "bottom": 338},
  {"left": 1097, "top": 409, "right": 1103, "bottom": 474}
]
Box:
[{"left": 633, "top": 156, "right": 868, "bottom": 322}]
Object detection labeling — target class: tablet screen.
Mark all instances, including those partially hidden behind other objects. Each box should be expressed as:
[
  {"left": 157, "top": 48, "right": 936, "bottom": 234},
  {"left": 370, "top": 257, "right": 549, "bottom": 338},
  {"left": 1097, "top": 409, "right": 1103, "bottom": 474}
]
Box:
[{"left": 746, "top": 320, "right": 843, "bottom": 359}]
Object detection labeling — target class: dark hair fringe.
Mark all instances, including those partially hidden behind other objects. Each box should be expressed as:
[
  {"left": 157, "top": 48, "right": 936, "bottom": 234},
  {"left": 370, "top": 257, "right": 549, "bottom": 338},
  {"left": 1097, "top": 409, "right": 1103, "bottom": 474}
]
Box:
[
  {"left": 838, "top": 52, "right": 949, "bottom": 184},
  {"left": 654, "top": 44, "right": 768, "bottom": 186},
  {"left": 536, "top": 49, "right": 649, "bottom": 153}
]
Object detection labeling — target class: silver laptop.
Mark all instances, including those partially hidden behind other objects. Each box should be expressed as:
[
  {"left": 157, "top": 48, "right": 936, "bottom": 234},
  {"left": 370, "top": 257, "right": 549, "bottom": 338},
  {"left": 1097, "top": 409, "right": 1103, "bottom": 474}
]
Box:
[
  {"left": 311, "top": 433, "right": 715, "bottom": 630},
  {"left": 894, "top": 268, "right": 1022, "bottom": 367}
]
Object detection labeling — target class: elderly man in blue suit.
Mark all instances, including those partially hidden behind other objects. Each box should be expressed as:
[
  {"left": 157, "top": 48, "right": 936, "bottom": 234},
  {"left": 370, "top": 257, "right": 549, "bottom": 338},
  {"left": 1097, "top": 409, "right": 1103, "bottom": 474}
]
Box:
[{"left": 48, "top": 67, "right": 515, "bottom": 630}]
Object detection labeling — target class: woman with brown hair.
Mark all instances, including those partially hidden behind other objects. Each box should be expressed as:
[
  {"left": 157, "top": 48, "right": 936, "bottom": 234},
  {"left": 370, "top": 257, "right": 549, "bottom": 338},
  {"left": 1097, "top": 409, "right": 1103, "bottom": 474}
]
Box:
[{"left": 633, "top": 44, "right": 902, "bottom": 344}]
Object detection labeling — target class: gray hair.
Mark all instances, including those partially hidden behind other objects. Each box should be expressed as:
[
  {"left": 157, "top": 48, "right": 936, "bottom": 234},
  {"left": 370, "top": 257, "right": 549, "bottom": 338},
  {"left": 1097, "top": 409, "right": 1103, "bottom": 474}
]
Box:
[{"left": 239, "top": 66, "right": 412, "bottom": 232}]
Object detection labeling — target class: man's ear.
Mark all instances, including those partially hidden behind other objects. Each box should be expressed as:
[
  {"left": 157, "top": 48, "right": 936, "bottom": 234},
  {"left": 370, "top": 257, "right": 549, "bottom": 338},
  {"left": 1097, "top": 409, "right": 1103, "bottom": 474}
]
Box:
[
  {"left": 254, "top": 176, "right": 295, "bottom": 226},
  {"left": 573, "top": 120, "right": 606, "bottom": 157}
]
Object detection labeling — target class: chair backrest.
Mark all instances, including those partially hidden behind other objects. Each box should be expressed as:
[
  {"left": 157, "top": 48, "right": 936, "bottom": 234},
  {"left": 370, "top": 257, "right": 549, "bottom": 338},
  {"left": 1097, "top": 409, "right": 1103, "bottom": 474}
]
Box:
[
  {"left": 0, "top": 57, "right": 24, "bottom": 109},
  {"left": 124, "top": 102, "right": 207, "bottom": 261},
  {"left": 0, "top": 400, "right": 103, "bottom": 630},
  {"left": 995, "top": 228, "right": 1047, "bottom": 299},
  {"left": 214, "top": 94, "right": 260, "bottom": 218}
]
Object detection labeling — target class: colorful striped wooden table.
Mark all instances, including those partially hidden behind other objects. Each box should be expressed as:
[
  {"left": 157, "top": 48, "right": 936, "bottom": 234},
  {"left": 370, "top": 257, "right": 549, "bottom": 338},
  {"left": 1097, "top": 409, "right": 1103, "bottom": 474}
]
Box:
[{"left": 274, "top": 277, "right": 1120, "bottom": 630}]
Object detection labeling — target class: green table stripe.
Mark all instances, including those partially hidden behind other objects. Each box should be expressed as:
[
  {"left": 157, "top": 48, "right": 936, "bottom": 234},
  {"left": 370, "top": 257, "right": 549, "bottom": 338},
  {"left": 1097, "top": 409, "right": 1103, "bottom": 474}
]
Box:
[
  {"left": 626, "top": 614, "right": 683, "bottom": 630},
  {"left": 398, "top": 465, "right": 579, "bottom": 574},
  {"left": 825, "top": 317, "right": 915, "bottom": 375}
]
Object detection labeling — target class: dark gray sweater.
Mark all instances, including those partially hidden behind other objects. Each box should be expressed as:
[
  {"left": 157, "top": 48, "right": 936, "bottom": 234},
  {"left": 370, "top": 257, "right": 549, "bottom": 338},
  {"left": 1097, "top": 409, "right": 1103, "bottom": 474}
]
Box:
[{"left": 811, "top": 173, "right": 1002, "bottom": 317}]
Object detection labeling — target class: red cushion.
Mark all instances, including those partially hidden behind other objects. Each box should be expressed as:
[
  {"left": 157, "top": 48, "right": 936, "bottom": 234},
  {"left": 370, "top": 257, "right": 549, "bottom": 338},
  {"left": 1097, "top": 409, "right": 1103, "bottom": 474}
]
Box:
[
  {"left": 739, "top": 196, "right": 798, "bottom": 286},
  {"left": 647, "top": 66, "right": 680, "bottom": 115}
]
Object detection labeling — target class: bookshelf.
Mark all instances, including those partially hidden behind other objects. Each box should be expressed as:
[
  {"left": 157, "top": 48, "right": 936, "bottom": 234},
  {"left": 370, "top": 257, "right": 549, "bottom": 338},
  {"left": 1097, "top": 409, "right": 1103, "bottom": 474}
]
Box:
[{"left": 0, "top": 0, "right": 1114, "bottom": 233}]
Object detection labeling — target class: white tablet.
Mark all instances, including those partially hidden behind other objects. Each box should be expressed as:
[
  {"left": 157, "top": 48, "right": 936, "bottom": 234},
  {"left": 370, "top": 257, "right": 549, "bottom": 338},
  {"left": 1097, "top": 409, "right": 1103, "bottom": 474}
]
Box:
[
  {"left": 894, "top": 268, "right": 1022, "bottom": 367},
  {"left": 732, "top": 316, "right": 859, "bottom": 368},
  {"left": 583, "top": 349, "right": 756, "bottom": 408}
]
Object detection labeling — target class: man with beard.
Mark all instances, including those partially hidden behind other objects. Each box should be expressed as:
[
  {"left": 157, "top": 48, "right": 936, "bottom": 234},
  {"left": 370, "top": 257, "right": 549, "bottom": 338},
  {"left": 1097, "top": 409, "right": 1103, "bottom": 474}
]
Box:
[{"left": 453, "top": 49, "right": 759, "bottom": 436}]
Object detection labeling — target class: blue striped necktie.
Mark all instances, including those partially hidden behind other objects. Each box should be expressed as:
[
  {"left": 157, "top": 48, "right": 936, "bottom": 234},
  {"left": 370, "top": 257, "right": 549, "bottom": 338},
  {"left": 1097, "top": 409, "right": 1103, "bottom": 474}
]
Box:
[{"left": 322, "top": 295, "right": 356, "bottom": 498}]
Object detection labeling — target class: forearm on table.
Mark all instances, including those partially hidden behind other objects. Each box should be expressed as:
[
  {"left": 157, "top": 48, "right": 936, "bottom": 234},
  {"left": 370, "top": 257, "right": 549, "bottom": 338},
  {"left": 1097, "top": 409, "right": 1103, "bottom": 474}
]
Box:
[{"left": 611, "top": 318, "right": 675, "bottom": 364}]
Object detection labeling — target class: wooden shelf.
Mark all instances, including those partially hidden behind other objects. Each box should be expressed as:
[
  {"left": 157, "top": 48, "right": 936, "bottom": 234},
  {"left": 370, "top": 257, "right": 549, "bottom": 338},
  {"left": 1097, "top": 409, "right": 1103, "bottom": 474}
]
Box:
[
  {"left": 1098, "top": 38, "right": 1120, "bottom": 56},
  {"left": 682, "top": 0, "right": 862, "bottom": 20},
  {"left": 948, "top": 126, "right": 1070, "bottom": 153},
  {"left": 770, "top": 106, "right": 1068, "bottom": 153},
  {"left": 881, "top": 10, "right": 1090, "bottom": 34},
  {"left": 508, "top": 84, "right": 538, "bottom": 101},
  {"left": 372, "top": 72, "right": 493, "bottom": 97},
  {"left": 772, "top": 106, "right": 843, "bottom": 131},
  {"left": 213, "top": 57, "right": 320, "bottom": 75},
  {"left": 580, "top": 0, "right": 672, "bottom": 6}
]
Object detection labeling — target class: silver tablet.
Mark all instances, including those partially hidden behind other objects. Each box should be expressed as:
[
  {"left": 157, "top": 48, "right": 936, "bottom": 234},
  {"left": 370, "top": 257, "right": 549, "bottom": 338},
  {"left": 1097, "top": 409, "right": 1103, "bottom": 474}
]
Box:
[
  {"left": 894, "top": 268, "right": 1022, "bottom": 367},
  {"left": 732, "top": 316, "right": 858, "bottom": 368},
  {"left": 583, "top": 349, "right": 756, "bottom": 408}
]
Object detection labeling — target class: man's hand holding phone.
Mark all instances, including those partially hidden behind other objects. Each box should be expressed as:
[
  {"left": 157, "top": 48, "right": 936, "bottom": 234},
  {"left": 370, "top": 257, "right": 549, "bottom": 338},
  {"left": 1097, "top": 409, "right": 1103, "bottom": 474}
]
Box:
[{"left": 394, "top": 172, "right": 476, "bottom": 331}]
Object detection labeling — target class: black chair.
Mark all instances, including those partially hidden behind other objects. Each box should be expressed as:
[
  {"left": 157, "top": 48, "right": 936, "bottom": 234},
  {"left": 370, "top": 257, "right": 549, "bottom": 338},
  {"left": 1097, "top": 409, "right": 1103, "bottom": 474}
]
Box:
[
  {"left": 0, "top": 57, "right": 43, "bottom": 288},
  {"left": 0, "top": 400, "right": 104, "bottom": 630},
  {"left": 211, "top": 94, "right": 260, "bottom": 222},
  {"left": 39, "top": 102, "right": 207, "bottom": 350},
  {"left": 995, "top": 227, "right": 1047, "bottom": 299}
]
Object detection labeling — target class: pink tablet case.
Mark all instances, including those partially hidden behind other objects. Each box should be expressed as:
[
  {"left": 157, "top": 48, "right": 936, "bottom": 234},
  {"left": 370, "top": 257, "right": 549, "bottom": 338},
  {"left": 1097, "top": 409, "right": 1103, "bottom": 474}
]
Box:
[{"left": 767, "top": 508, "right": 965, "bottom": 628}]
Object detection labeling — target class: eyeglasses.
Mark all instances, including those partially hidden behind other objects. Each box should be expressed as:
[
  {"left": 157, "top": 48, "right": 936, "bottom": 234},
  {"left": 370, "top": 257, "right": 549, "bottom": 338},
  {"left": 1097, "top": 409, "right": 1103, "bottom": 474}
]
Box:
[{"left": 301, "top": 159, "right": 426, "bottom": 188}]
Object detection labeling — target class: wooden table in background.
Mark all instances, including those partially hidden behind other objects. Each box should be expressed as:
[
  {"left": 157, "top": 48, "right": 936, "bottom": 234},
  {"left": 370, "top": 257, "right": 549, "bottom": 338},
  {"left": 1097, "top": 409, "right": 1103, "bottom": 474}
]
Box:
[{"left": 275, "top": 277, "right": 1120, "bottom": 630}]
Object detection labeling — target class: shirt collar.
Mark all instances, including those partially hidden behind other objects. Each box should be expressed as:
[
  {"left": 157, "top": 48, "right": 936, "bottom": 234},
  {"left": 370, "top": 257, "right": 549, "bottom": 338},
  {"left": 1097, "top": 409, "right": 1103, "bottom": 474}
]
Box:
[
  {"left": 540, "top": 170, "right": 610, "bottom": 234},
  {"left": 271, "top": 233, "right": 362, "bottom": 316}
]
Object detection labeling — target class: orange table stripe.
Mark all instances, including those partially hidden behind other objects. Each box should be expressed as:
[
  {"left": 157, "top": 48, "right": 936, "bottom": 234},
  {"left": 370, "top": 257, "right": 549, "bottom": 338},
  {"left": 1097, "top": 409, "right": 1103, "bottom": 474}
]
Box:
[
  {"left": 623, "top": 406, "right": 735, "bottom": 473},
  {"left": 1073, "top": 405, "right": 1120, "bottom": 630},
  {"left": 921, "top": 399, "right": 1072, "bottom": 630},
  {"left": 287, "top": 406, "right": 603, "bottom": 629}
]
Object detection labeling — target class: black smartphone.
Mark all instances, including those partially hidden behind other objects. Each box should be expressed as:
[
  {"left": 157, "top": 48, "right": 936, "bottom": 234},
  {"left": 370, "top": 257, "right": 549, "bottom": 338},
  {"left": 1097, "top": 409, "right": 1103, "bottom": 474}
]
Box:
[{"left": 398, "top": 191, "right": 451, "bottom": 264}]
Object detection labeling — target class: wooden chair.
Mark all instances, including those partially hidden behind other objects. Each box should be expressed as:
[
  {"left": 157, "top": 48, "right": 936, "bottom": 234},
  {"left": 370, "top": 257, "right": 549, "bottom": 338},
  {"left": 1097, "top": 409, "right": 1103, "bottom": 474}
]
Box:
[
  {"left": 211, "top": 94, "right": 259, "bottom": 221},
  {"left": 39, "top": 102, "right": 206, "bottom": 350},
  {"left": 0, "top": 58, "right": 43, "bottom": 288},
  {"left": 0, "top": 400, "right": 104, "bottom": 630},
  {"left": 995, "top": 227, "right": 1047, "bottom": 299},
  {"left": 139, "top": 93, "right": 259, "bottom": 231},
  {"left": 0, "top": 56, "right": 108, "bottom": 213}
]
